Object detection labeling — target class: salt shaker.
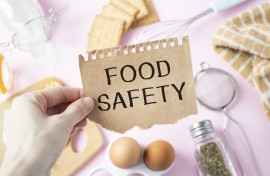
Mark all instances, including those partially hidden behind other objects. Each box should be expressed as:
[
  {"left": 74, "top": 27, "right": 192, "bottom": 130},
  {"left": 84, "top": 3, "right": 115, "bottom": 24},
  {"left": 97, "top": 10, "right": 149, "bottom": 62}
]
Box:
[{"left": 190, "top": 120, "right": 237, "bottom": 176}]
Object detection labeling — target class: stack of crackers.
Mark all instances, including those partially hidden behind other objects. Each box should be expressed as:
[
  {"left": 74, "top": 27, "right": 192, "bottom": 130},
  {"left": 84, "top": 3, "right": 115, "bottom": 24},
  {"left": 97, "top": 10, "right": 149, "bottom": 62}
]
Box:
[{"left": 87, "top": 0, "right": 159, "bottom": 52}]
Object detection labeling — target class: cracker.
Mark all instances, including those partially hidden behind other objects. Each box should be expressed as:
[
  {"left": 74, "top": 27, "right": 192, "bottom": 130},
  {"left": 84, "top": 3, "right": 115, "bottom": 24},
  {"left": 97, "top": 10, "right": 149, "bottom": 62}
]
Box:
[
  {"left": 87, "top": 15, "right": 125, "bottom": 52},
  {"left": 125, "top": 0, "right": 149, "bottom": 19},
  {"left": 110, "top": 0, "right": 138, "bottom": 19},
  {"left": 131, "top": 0, "right": 159, "bottom": 28},
  {"left": 101, "top": 3, "right": 135, "bottom": 30},
  {"left": 36, "top": 78, "right": 64, "bottom": 90}
]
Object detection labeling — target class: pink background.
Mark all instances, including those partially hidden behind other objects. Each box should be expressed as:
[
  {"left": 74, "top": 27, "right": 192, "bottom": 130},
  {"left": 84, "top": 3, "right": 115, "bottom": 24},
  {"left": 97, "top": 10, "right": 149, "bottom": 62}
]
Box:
[{"left": 1, "top": 0, "right": 270, "bottom": 175}]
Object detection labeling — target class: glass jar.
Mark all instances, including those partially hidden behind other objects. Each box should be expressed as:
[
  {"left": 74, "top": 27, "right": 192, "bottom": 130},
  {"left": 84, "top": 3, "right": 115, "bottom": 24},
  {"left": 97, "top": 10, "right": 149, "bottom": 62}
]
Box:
[{"left": 190, "top": 120, "right": 237, "bottom": 176}]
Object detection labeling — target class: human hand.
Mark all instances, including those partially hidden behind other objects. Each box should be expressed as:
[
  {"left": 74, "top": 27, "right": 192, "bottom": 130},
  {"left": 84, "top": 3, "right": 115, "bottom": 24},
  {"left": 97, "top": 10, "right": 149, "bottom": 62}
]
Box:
[{"left": 0, "top": 87, "right": 94, "bottom": 176}]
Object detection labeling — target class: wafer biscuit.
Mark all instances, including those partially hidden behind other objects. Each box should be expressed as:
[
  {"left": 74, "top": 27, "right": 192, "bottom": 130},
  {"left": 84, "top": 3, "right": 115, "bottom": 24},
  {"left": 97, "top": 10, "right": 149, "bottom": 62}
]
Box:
[
  {"left": 36, "top": 78, "right": 64, "bottom": 90},
  {"left": 101, "top": 3, "right": 134, "bottom": 30},
  {"left": 87, "top": 15, "right": 125, "bottom": 52},
  {"left": 125, "top": 0, "right": 149, "bottom": 19},
  {"left": 131, "top": 0, "right": 159, "bottom": 28},
  {"left": 110, "top": 0, "right": 138, "bottom": 19}
]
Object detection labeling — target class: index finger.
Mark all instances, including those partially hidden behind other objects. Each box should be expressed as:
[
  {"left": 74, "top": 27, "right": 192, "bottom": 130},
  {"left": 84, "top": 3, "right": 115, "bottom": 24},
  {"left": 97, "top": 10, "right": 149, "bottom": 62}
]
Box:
[{"left": 33, "top": 87, "right": 83, "bottom": 107}]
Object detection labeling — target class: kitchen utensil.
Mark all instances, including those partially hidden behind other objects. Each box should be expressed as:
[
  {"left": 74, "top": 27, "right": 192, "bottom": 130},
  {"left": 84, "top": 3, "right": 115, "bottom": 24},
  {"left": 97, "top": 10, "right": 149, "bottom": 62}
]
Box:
[
  {"left": 136, "top": 0, "right": 247, "bottom": 43},
  {"left": 0, "top": 4, "right": 68, "bottom": 52},
  {"left": 190, "top": 120, "right": 237, "bottom": 176},
  {"left": 194, "top": 62, "right": 262, "bottom": 176},
  {"left": 0, "top": 77, "right": 103, "bottom": 176}
]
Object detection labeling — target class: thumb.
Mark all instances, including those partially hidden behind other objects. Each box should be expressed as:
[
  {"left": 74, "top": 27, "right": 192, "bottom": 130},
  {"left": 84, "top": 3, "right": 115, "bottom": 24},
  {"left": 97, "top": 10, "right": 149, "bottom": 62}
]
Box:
[{"left": 60, "top": 97, "right": 94, "bottom": 126}]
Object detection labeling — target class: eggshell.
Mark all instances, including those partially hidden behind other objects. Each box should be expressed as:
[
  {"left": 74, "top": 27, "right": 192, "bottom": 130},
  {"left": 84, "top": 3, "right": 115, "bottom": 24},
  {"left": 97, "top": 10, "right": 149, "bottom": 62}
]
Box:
[
  {"left": 109, "top": 137, "right": 141, "bottom": 169},
  {"left": 143, "top": 140, "right": 175, "bottom": 171}
]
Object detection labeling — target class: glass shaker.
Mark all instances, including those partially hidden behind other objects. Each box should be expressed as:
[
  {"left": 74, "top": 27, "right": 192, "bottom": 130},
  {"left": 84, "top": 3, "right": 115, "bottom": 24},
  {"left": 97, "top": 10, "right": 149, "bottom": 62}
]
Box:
[{"left": 190, "top": 120, "right": 237, "bottom": 176}]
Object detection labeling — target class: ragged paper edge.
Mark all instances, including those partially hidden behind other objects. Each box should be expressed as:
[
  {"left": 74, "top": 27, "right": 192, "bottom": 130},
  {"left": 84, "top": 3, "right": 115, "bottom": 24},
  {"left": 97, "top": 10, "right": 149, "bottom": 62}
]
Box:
[
  {"left": 79, "top": 36, "right": 188, "bottom": 62},
  {"left": 95, "top": 111, "right": 198, "bottom": 134},
  {"left": 79, "top": 36, "right": 198, "bottom": 133}
]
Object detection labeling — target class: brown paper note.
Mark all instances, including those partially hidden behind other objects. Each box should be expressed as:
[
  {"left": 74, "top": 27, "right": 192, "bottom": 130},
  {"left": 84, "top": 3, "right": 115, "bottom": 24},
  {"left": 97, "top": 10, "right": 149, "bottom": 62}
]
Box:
[{"left": 79, "top": 36, "right": 197, "bottom": 133}]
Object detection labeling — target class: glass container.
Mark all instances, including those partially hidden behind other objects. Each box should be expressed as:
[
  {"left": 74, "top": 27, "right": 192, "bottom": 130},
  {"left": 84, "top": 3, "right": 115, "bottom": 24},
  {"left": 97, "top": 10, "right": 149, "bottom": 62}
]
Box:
[{"left": 190, "top": 120, "right": 237, "bottom": 176}]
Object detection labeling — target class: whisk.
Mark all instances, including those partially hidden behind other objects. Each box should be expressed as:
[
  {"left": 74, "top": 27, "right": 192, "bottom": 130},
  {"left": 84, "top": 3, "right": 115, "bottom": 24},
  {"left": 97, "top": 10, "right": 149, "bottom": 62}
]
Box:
[{"left": 136, "top": 0, "right": 247, "bottom": 43}]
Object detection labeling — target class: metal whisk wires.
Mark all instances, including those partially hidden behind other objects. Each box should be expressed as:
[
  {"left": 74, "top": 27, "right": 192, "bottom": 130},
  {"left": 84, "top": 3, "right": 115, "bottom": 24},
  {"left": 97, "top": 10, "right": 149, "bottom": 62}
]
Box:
[{"left": 136, "top": 8, "right": 214, "bottom": 43}]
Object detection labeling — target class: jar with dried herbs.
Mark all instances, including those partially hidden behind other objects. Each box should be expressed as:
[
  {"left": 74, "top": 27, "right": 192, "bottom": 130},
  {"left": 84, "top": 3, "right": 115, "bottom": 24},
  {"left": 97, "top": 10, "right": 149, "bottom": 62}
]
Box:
[{"left": 190, "top": 120, "right": 236, "bottom": 176}]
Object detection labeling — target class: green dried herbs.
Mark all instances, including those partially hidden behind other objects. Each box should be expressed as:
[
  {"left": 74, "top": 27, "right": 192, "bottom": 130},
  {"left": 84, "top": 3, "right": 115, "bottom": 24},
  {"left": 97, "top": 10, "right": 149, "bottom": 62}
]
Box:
[{"left": 199, "top": 142, "right": 231, "bottom": 176}]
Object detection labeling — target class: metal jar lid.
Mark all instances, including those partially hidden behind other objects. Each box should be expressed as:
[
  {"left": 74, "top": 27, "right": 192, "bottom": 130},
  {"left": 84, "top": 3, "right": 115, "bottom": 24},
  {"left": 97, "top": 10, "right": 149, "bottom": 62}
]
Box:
[{"left": 189, "top": 120, "right": 214, "bottom": 138}]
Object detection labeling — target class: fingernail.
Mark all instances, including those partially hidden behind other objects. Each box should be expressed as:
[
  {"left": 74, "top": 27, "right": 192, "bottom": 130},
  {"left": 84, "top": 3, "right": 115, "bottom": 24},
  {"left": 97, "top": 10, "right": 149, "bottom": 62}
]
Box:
[{"left": 83, "top": 97, "right": 94, "bottom": 109}]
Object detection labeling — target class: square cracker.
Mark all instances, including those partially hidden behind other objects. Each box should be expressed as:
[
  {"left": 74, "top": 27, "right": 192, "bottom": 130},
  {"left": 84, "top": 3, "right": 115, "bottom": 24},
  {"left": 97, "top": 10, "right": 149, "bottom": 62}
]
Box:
[
  {"left": 131, "top": 0, "right": 159, "bottom": 28},
  {"left": 101, "top": 3, "right": 135, "bottom": 30},
  {"left": 125, "top": 0, "right": 149, "bottom": 19},
  {"left": 87, "top": 15, "right": 125, "bottom": 52},
  {"left": 110, "top": 0, "right": 138, "bottom": 19}
]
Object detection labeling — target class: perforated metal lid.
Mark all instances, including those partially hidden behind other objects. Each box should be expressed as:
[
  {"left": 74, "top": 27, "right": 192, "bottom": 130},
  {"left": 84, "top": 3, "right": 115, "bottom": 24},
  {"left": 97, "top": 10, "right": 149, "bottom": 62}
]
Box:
[{"left": 190, "top": 120, "right": 213, "bottom": 138}]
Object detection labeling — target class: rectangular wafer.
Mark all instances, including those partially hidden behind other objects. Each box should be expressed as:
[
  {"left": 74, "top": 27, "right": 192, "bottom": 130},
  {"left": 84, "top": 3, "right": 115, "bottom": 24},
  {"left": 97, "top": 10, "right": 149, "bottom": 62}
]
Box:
[
  {"left": 87, "top": 15, "right": 125, "bottom": 52},
  {"left": 101, "top": 3, "right": 135, "bottom": 30},
  {"left": 110, "top": 0, "right": 138, "bottom": 19},
  {"left": 131, "top": 0, "right": 159, "bottom": 28},
  {"left": 125, "top": 0, "right": 149, "bottom": 19}
]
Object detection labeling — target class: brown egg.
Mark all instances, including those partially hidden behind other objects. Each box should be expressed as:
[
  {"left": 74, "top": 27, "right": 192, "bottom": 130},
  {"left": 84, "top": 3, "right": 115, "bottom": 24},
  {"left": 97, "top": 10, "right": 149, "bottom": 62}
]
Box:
[
  {"left": 143, "top": 140, "right": 175, "bottom": 171},
  {"left": 109, "top": 137, "right": 141, "bottom": 168}
]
